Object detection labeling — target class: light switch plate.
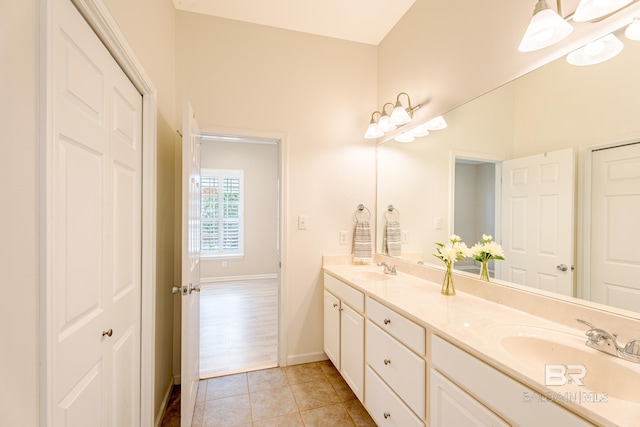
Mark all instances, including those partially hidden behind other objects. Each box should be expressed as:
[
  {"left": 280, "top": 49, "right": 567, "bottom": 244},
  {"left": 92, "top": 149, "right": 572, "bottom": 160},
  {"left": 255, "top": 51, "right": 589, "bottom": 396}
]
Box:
[{"left": 298, "top": 215, "right": 308, "bottom": 230}]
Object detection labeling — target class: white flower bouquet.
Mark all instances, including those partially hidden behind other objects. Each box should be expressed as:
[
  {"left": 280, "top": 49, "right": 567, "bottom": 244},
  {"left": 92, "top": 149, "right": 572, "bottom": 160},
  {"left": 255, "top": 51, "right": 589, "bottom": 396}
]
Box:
[
  {"left": 433, "top": 234, "right": 471, "bottom": 295},
  {"left": 470, "top": 234, "right": 505, "bottom": 281}
]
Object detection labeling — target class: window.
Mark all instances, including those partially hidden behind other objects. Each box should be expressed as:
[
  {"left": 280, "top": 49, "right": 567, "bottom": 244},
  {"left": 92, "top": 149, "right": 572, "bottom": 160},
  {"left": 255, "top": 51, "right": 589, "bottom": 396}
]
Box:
[{"left": 201, "top": 169, "right": 244, "bottom": 257}]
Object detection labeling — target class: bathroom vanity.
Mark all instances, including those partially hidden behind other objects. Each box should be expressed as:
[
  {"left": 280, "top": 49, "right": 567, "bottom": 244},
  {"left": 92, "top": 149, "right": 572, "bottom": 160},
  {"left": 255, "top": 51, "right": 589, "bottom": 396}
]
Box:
[{"left": 322, "top": 258, "right": 640, "bottom": 427}]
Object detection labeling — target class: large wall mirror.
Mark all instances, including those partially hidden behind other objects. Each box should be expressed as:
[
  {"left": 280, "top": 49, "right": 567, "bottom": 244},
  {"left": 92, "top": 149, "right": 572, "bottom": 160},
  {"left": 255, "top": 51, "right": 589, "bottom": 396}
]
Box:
[{"left": 377, "top": 24, "right": 640, "bottom": 318}]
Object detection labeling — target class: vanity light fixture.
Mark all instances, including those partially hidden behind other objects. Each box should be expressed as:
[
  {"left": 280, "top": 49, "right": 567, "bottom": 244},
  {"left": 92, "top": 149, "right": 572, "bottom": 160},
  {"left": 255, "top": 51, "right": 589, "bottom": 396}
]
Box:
[
  {"left": 566, "top": 33, "right": 624, "bottom": 65},
  {"left": 377, "top": 103, "right": 397, "bottom": 133},
  {"left": 394, "top": 131, "right": 415, "bottom": 143},
  {"left": 425, "top": 115, "right": 448, "bottom": 130},
  {"left": 573, "top": 0, "right": 634, "bottom": 22},
  {"left": 411, "top": 123, "right": 430, "bottom": 137},
  {"left": 390, "top": 92, "right": 414, "bottom": 126},
  {"left": 364, "top": 111, "right": 384, "bottom": 139},
  {"left": 625, "top": 16, "right": 640, "bottom": 40},
  {"left": 519, "top": 0, "right": 574, "bottom": 52}
]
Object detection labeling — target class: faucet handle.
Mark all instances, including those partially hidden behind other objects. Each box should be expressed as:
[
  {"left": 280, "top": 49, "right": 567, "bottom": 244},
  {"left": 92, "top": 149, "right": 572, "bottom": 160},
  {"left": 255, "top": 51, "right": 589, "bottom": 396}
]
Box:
[
  {"left": 576, "top": 318, "right": 597, "bottom": 329},
  {"left": 624, "top": 339, "right": 640, "bottom": 356}
]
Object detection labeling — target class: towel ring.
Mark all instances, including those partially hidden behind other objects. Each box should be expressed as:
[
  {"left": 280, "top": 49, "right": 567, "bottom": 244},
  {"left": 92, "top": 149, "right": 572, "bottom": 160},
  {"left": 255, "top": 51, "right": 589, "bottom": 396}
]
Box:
[
  {"left": 384, "top": 204, "right": 400, "bottom": 222},
  {"left": 355, "top": 204, "right": 371, "bottom": 222}
]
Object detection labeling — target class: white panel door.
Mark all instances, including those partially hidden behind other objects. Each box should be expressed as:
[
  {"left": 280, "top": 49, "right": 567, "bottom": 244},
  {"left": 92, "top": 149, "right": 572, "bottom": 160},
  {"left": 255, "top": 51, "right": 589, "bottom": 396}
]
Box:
[
  {"left": 52, "top": 0, "right": 142, "bottom": 425},
  {"left": 590, "top": 142, "right": 640, "bottom": 311},
  {"left": 181, "top": 101, "right": 202, "bottom": 427},
  {"left": 501, "top": 148, "right": 574, "bottom": 296}
]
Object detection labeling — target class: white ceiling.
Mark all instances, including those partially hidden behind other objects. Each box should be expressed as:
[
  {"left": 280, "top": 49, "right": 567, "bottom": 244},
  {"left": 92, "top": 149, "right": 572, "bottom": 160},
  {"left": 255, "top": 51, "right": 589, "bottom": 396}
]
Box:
[{"left": 172, "top": 0, "right": 417, "bottom": 45}]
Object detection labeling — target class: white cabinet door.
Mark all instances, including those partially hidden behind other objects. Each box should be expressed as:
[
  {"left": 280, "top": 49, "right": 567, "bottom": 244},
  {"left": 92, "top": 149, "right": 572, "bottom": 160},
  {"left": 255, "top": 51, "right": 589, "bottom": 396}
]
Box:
[
  {"left": 323, "top": 290, "right": 341, "bottom": 370},
  {"left": 431, "top": 369, "right": 510, "bottom": 427},
  {"left": 340, "top": 303, "right": 364, "bottom": 402},
  {"left": 365, "top": 366, "right": 425, "bottom": 427}
]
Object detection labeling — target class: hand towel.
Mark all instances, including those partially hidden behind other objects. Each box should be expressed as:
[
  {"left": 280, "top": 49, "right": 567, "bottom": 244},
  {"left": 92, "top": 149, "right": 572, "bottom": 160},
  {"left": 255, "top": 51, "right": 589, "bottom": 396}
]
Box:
[
  {"left": 383, "top": 220, "right": 402, "bottom": 257},
  {"left": 353, "top": 220, "right": 372, "bottom": 264}
]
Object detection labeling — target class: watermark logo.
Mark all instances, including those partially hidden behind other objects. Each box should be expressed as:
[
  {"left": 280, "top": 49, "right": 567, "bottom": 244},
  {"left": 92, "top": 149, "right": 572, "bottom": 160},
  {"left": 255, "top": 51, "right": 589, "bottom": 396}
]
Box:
[{"left": 545, "top": 364, "right": 586, "bottom": 386}]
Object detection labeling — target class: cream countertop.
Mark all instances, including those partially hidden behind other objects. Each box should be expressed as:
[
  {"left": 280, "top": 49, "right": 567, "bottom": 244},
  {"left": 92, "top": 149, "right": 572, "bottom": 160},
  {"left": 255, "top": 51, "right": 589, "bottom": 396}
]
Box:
[{"left": 323, "top": 262, "right": 640, "bottom": 427}]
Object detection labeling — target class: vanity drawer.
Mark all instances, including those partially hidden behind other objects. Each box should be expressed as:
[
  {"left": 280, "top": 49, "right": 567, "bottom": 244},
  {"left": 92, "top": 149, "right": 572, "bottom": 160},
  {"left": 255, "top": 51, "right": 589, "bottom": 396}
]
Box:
[
  {"left": 366, "top": 320, "right": 425, "bottom": 418},
  {"left": 324, "top": 273, "right": 364, "bottom": 312},
  {"left": 365, "top": 366, "right": 425, "bottom": 427},
  {"left": 367, "top": 296, "right": 425, "bottom": 355}
]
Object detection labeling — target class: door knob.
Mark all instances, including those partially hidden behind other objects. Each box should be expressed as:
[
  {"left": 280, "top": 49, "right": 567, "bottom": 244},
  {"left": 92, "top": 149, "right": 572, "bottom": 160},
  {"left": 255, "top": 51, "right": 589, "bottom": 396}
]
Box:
[
  {"left": 189, "top": 283, "right": 201, "bottom": 294},
  {"left": 556, "top": 264, "right": 568, "bottom": 272},
  {"left": 102, "top": 329, "right": 113, "bottom": 337},
  {"left": 172, "top": 286, "right": 181, "bottom": 294}
]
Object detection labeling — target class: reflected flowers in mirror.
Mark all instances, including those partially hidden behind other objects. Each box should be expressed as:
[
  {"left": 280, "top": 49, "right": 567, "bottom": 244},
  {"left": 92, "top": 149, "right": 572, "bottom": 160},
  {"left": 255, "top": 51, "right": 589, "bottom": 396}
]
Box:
[{"left": 471, "top": 234, "right": 505, "bottom": 282}]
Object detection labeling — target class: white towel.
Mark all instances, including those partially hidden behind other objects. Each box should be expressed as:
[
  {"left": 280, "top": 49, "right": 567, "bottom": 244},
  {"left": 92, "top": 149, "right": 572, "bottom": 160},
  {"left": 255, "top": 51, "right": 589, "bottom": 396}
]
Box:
[
  {"left": 383, "top": 220, "right": 401, "bottom": 256},
  {"left": 353, "top": 220, "right": 372, "bottom": 264}
]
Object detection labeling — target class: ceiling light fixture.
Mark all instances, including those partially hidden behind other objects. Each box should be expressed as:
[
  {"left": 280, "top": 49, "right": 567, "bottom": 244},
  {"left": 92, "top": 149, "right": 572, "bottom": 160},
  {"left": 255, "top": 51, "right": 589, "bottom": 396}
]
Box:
[
  {"left": 625, "top": 16, "right": 640, "bottom": 39},
  {"left": 519, "top": 0, "right": 574, "bottom": 52},
  {"left": 377, "top": 103, "right": 397, "bottom": 134},
  {"left": 573, "top": 0, "right": 634, "bottom": 22},
  {"left": 566, "top": 33, "right": 624, "bottom": 65}
]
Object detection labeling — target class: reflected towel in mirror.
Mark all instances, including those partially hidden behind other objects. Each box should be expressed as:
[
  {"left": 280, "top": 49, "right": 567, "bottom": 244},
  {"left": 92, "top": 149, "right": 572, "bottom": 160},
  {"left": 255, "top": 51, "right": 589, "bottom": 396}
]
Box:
[{"left": 383, "top": 220, "right": 401, "bottom": 257}]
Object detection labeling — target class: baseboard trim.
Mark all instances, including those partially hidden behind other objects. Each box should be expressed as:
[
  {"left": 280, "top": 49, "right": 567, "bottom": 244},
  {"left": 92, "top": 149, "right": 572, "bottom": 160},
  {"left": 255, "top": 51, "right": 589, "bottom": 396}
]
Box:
[
  {"left": 286, "top": 351, "right": 328, "bottom": 366},
  {"left": 200, "top": 273, "right": 278, "bottom": 284},
  {"left": 154, "top": 377, "right": 175, "bottom": 427}
]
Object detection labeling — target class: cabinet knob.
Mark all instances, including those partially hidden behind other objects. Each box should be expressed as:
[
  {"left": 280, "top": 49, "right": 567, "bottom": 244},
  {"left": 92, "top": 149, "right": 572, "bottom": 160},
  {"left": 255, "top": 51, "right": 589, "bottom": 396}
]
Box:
[
  {"left": 383, "top": 358, "right": 391, "bottom": 365},
  {"left": 102, "top": 329, "right": 113, "bottom": 337},
  {"left": 383, "top": 318, "right": 391, "bottom": 325},
  {"left": 333, "top": 303, "right": 338, "bottom": 308},
  {"left": 383, "top": 412, "right": 391, "bottom": 419}
]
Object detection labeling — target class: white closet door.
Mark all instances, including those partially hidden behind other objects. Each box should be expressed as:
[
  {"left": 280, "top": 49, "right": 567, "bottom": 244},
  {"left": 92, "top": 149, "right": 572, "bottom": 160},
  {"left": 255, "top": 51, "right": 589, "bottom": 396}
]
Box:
[
  {"left": 501, "top": 148, "right": 575, "bottom": 296},
  {"left": 52, "top": 0, "right": 142, "bottom": 425},
  {"left": 590, "top": 143, "right": 640, "bottom": 311}
]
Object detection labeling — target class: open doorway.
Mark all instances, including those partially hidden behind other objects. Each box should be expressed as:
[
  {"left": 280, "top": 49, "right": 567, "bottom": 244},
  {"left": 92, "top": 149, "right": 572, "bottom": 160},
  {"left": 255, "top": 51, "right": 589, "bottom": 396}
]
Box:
[
  {"left": 198, "top": 135, "right": 280, "bottom": 378},
  {"left": 451, "top": 154, "right": 501, "bottom": 277}
]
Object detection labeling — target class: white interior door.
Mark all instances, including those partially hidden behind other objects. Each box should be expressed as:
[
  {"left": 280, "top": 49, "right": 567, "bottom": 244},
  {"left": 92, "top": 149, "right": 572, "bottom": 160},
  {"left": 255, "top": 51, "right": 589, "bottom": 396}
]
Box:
[
  {"left": 501, "top": 148, "right": 574, "bottom": 296},
  {"left": 181, "top": 101, "right": 202, "bottom": 426},
  {"left": 51, "top": 0, "right": 142, "bottom": 425},
  {"left": 589, "top": 142, "right": 640, "bottom": 311}
]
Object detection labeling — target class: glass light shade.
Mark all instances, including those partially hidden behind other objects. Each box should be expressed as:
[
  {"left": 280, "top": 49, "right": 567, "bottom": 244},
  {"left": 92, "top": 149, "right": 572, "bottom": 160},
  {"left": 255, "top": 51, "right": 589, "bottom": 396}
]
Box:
[
  {"left": 566, "top": 33, "right": 623, "bottom": 66},
  {"left": 425, "top": 115, "right": 448, "bottom": 130},
  {"left": 411, "top": 124, "right": 430, "bottom": 137},
  {"left": 394, "top": 132, "right": 415, "bottom": 143},
  {"left": 364, "top": 121, "right": 383, "bottom": 139},
  {"left": 518, "top": 4, "right": 574, "bottom": 52},
  {"left": 377, "top": 114, "right": 396, "bottom": 133},
  {"left": 625, "top": 17, "right": 640, "bottom": 41},
  {"left": 573, "top": 0, "right": 633, "bottom": 22},
  {"left": 390, "top": 103, "right": 412, "bottom": 125}
]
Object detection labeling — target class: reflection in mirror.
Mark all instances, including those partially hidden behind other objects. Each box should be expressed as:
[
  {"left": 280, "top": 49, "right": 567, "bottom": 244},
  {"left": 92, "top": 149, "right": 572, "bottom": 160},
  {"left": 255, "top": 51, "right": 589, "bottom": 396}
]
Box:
[{"left": 376, "top": 24, "right": 640, "bottom": 316}]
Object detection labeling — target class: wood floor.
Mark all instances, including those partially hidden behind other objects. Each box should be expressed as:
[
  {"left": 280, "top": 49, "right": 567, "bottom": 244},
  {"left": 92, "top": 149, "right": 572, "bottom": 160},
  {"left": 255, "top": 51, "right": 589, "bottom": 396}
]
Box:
[{"left": 199, "top": 278, "right": 279, "bottom": 379}]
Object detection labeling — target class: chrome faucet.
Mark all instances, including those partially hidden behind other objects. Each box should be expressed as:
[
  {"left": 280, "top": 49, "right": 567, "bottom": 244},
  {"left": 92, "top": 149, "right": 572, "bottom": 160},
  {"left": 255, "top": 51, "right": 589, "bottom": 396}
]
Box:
[
  {"left": 377, "top": 262, "right": 397, "bottom": 275},
  {"left": 577, "top": 319, "right": 640, "bottom": 363}
]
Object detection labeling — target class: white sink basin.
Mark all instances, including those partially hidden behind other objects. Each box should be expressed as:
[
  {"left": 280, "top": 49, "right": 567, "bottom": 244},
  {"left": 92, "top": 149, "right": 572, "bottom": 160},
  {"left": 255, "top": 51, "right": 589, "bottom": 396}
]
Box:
[
  {"left": 490, "top": 324, "right": 640, "bottom": 403},
  {"left": 352, "top": 271, "right": 390, "bottom": 282}
]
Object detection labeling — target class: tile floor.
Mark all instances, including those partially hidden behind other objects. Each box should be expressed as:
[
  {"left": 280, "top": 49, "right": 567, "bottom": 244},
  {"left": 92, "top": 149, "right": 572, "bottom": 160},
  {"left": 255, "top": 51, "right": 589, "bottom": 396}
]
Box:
[{"left": 191, "top": 360, "right": 377, "bottom": 427}]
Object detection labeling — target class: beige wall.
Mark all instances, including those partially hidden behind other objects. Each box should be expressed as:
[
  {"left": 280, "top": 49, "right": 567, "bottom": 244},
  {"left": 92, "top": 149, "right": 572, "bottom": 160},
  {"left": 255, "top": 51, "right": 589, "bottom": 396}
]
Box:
[
  {"left": 0, "top": 0, "right": 39, "bottom": 425},
  {"left": 175, "top": 11, "right": 378, "bottom": 363},
  {"left": 200, "top": 141, "right": 279, "bottom": 279}
]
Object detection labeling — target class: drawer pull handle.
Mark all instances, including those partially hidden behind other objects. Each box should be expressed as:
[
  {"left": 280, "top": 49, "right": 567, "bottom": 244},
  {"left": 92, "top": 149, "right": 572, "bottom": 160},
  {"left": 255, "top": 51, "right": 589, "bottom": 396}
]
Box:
[
  {"left": 383, "top": 412, "right": 391, "bottom": 419},
  {"left": 332, "top": 303, "right": 338, "bottom": 308},
  {"left": 383, "top": 358, "right": 391, "bottom": 365},
  {"left": 383, "top": 318, "right": 391, "bottom": 325}
]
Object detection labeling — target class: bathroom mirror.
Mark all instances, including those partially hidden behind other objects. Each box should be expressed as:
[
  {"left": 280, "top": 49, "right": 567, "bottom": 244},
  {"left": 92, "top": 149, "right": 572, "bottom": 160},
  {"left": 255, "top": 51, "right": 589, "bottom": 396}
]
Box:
[{"left": 376, "top": 24, "right": 640, "bottom": 316}]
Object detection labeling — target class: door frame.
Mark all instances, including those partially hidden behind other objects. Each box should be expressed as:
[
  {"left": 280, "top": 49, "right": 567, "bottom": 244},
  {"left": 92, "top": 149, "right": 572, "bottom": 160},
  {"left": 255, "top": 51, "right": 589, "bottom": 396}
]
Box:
[
  {"left": 578, "top": 133, "right": 640, "bottom": 303},
  {"left": 198, "top": 126, "right": 289, "bottom": 368},
  {"left": 39, "top": 0, "right": 157, "bottom": 425}
]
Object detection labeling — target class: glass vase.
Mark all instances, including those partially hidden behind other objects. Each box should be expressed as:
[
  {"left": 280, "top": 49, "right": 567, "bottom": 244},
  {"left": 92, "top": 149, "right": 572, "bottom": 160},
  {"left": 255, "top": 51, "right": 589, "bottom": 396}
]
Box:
[
  {"left": 441, "top": 263, "right": 455, "bottom": 295},
  {"left": 479, "top": 260, "right": 490, "bottom": 282}
]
